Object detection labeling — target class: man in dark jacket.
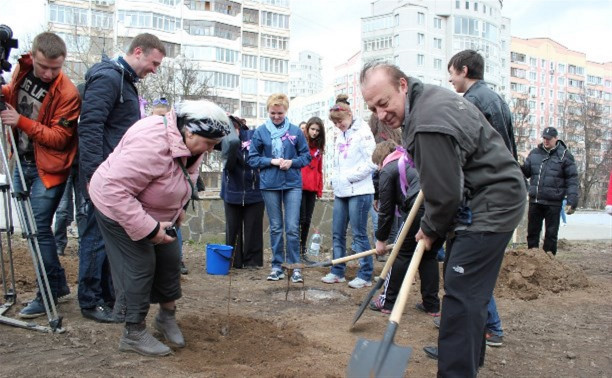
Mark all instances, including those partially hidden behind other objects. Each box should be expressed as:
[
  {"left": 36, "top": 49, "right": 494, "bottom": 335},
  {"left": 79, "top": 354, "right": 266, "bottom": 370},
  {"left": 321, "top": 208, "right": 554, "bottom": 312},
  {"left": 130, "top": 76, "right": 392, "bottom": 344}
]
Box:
[
  {"left": 77, "top": 33, "right": 165, "bottom": 323},
  {"left": 522, "top": 127, "right": 578, "bottom": 255},
  {"left": 448, "top": 49, "right": 517, "bottom": 160},
  {"left": 1, "top": 32, "right": 80, "bottom": 319},
  {"left": 448, "top": 49, "right": 515, "bottom": 347},
  {"left": 361, "top": 62, "right": 526, "bottom": 377}
]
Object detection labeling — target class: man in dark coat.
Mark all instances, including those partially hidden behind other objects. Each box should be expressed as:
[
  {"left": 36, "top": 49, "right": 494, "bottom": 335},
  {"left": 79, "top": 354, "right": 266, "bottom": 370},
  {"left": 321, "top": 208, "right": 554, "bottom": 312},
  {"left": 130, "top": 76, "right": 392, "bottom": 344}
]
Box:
[
  {"left": 361, "top": 62, "right": 526, "bottom": 377},
  {"left": 521, "top": 126, "right": 579, "bottom": 255},
  {"left": 77, "top": 33, "right": 165, "bottom": 323}
]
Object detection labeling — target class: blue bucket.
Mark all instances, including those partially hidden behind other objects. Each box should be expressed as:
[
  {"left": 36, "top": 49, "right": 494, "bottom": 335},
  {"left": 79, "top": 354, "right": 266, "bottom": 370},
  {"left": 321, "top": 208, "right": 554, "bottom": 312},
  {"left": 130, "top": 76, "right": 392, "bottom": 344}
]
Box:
[{"left": 206, "top": 244, "right": 233, "bottom": 275}]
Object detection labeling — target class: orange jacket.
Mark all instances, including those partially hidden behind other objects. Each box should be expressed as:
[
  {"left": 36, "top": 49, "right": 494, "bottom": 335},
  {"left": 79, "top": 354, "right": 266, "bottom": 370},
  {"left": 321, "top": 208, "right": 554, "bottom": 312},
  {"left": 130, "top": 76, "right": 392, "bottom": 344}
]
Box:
[{"left": 2, "top": 54, "right": 80, "bottom": 188}]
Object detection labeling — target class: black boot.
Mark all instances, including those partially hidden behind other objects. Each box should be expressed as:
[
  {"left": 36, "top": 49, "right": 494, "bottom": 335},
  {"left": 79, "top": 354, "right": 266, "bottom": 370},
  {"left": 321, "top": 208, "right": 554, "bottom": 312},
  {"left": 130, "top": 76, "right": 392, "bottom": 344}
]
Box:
[{"left": 154, "top": 307, "right": 185, "bottom": 348}]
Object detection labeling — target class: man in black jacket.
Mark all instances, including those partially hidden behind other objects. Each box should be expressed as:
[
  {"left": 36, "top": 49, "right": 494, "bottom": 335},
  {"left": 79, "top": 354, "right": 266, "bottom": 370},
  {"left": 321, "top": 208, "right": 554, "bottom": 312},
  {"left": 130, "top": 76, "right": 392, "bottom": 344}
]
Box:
[
  {"left": 361, "top": 62, "right": 526, "bottom": 377},
  {"left": 77, "top": 33, "right": 165, "bottom": 323},
  {"left": 522, "top": 127, "right": 579, "bottom": 255}
]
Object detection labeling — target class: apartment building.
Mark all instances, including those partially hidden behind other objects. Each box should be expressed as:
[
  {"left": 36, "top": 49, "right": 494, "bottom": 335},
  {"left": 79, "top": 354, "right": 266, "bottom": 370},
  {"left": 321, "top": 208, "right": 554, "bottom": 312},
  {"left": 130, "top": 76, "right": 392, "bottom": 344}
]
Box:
[
  {"left": 356, "top": 0, "right": 510, "bottom": 119},
  {"left": 45, "top": 0, "right": 290, "bottom": 126},
  {"left": 289, "top": 50, "right": 323, "bottom": 98},
  {"left": 509, "top": 37, "right": 612, "bottom": 151},
  {"left": 333, "top": 50, "right": 367, "bottom": 119}
]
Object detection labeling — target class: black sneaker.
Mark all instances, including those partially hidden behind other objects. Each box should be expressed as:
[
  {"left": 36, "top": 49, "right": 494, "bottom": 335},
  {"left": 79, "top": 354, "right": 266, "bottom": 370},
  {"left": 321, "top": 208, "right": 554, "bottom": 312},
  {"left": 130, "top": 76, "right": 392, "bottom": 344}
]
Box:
[
  {"left": 423, "top": 346, "right": 438, "bottom": 360},
  {"left": 486, "top": 332, "right": 504, "bottom": 347},
  {"left": 81, "top": 304, "right": 116, "bottom": 323}
]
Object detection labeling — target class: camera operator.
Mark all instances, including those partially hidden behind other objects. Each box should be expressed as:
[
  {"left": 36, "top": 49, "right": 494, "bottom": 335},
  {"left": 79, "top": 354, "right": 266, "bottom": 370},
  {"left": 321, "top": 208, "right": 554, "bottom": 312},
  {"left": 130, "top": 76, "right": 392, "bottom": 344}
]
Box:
[{"left": 0, "top": 32, "right": 80, "bottom": 319}]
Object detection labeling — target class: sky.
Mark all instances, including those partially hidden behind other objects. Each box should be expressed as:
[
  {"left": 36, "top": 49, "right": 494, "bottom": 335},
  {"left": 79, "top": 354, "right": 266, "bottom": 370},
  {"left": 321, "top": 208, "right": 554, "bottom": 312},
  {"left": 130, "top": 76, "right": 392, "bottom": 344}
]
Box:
[
  {"left": 290, "top": 0, "right": 612, "bottom": 84},
  {"left": 1, "top": 0, "right": 610, "bottom": 84}
]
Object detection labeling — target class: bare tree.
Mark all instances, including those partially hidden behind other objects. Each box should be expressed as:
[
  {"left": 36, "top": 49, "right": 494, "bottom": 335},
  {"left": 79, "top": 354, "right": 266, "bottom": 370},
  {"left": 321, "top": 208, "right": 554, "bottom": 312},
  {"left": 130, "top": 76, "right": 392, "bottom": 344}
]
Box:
[
  {"left": 560, "top": 88, "right": 612, "bottom": 208},
  {"left": 509, "top": 95, "right": 533, "bottom": 152}
]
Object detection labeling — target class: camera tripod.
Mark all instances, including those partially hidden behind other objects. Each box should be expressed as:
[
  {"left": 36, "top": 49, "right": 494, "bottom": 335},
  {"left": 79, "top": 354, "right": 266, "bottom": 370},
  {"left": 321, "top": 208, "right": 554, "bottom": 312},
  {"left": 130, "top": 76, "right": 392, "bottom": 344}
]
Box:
[{"left": 0, "top": 119, "right": 64, "bottom": 333}]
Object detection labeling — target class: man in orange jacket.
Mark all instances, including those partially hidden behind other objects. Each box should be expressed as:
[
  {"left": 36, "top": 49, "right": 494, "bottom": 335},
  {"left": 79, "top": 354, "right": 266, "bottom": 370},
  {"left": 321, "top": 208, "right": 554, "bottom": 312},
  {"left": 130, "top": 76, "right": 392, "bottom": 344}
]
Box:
[{"left": 0, "top": 32, "right": 80, "bottom": 318}]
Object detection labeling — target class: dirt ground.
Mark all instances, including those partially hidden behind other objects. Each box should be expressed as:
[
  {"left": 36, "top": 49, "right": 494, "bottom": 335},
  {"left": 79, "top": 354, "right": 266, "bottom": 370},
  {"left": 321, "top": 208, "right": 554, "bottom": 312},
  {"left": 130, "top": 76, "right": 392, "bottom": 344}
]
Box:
[{"left": 0, "top": 237, "right": 610, "bottom": 377}]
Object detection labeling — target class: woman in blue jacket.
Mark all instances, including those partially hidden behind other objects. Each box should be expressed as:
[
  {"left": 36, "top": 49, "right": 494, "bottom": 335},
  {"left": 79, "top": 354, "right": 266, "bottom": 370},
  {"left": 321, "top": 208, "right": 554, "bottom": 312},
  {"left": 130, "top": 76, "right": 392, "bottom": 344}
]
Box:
[
  {"left": 221, "top": 115, "right": 265, "bottom": 269},
  {"left": 248, "top": 94, "right": 311, "bottom": 282}
]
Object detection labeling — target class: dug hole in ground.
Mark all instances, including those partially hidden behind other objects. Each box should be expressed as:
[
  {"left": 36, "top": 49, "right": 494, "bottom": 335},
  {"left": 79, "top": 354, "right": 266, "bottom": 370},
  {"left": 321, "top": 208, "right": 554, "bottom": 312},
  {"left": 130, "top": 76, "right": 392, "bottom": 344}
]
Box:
[{"left": 0, "top": 237, "right": 610, "bottom": 377}]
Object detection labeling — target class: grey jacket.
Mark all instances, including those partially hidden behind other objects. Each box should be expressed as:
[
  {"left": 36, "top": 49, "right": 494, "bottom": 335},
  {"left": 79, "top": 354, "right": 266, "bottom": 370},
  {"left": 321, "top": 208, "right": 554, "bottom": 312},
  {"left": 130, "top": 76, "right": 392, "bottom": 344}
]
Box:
[{"left": 402, "top": 79, "right": 526, "bottom": 239}]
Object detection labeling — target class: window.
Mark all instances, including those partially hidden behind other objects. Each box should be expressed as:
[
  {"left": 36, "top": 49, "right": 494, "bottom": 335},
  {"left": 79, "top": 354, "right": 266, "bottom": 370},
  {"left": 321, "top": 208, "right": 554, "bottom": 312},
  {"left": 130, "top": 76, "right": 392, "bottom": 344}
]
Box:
[
  {"left": 261, "top": 34, "right": 289, "bottom": 50},
  {"left": 511, "top": 67, "right": 526, "bottom": 79},
  {"left": 568, "top": 79, "right": 584, "bottom": 88},
  {"left": 587, "top": 75, "right": 603, "bottom": 85},
  {"left": 528, "top": 101, "right": 535, "bottom": 109},
  {"left": 541, "top": 59, "right": 546, "bottom": 68},
  {"left": 417, "top": 33, "right": 425, "bottom": 45},
  {"left": 260, "top": 57, "right": 288, "bottom": 74},
  {"left": 558, "top": 63, "right": 565, "bottom": 73},
  {"left": 529, "top": 72, "right": 537, "bottom": 81},
  {"left": 465, "top": 1, "right": 469, "bottom": 10},
  {"left": 363, "top": 36, "right": 393, "bottom": 51},
  {"left": 241, "top": 101, "right": 257, "bottom": 118},
  {"left": 183, "top": 20, "right": 239, "bottom": 39},
  {"left": 417, "top": 54, "right": 424, "bottom": 66},
  {"left": 260, "top": 11, "right": 289, "bottom": 29},
  {"left": 242, "top": 54, "right": 257, "bottom": 69},
  {"left": 434, "top": 58, "right": 442, "bottom": 70},
  {"left": 510, "top": 52, "right": 526, "bottom": 63},
  {"left": 417, "top": 12, "right": 425, "bottom": 25},
  {"left": 262, "top": 80, "right": 288, "bottom": 95},
  {"left": 558, "top": 91, "right": 565, "bottom": 100},
  {"left": 433, "top": 17, "right": 442, "bottom": 29},
  {"left": 455, "top": 0, "right": 460, "bottom": 9},
  {"left": 201, "top": 71, "right": 239, "bottom": 89},
  {"left": 558, "top": 77, "right": 565, "bottom": 86},
  {"left": 243, "top": 31, "right": 258, "bottom": 47},
  {"left": 530, "top": 57, "right": 537, "bottom": 67},
  {"left": 363, "top": 15, "right": 394, "bottom": 31},
  {"left": 241, "top": 78, "right": 257, "bottom": 94},
  {"left": 243, "top": 8, "right": 258, "bottom": 24},
  {"left": 433, "top": 37, "right": 442, "bottom": 49}
]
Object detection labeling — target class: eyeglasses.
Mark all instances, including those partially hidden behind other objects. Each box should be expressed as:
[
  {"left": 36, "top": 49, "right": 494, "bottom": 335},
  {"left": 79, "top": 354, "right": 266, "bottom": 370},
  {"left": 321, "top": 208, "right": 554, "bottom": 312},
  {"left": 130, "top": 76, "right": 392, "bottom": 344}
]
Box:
[{"left": 152, "top": 98, "right": 169, "bottom": 106}]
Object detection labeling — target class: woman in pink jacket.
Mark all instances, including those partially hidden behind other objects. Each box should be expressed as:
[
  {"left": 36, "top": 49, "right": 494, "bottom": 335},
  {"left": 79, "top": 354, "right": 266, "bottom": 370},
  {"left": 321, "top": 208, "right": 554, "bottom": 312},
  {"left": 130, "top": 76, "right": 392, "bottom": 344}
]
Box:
[{"left": 89, "top": 100, "right": 230, "bottom": 357}]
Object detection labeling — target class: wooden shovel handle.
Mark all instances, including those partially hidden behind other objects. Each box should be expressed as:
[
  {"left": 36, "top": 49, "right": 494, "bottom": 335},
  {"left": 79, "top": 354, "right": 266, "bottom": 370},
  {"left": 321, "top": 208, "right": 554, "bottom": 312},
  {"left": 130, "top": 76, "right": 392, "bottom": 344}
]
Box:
[
  {"left": 330, "top": 244, "right": 393, "bottom": 265},
  {"left": 389, "top": 240, "right": 426, "bottom": 324},
  {"left": 379, "top": 191, "right": 424, "bottom": 278}
]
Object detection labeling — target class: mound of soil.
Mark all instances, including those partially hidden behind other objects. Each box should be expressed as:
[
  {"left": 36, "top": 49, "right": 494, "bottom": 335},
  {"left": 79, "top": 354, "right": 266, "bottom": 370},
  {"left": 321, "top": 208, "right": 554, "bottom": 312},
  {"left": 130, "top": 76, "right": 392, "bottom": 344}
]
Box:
[{"left": 496, "top": 248, "right": 589, "bottom": 300}]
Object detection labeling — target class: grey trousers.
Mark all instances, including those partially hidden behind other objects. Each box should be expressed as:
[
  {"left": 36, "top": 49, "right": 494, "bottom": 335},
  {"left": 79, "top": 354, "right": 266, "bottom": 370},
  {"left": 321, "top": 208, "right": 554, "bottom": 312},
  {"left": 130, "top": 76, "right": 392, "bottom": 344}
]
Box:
[{"left": 95, "top": 210, "right": 181, "bottom": 324}]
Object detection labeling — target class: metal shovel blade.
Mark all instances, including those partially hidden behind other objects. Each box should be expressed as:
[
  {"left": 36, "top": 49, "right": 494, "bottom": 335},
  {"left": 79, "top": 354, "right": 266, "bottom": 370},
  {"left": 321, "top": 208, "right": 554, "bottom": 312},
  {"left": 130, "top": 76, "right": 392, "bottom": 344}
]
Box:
[
  {"left": 351, "top": 278, "right": 384, "bottom": 328},
  {"left": 347, "top": 337, "right": 412, "bottom": 378}
]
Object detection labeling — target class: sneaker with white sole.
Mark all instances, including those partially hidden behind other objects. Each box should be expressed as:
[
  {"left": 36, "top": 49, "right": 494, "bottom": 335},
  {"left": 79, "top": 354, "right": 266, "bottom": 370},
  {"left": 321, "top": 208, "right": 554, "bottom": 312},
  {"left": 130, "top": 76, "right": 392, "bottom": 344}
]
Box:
[
  {"left": 321, "top": 273, "right": 346, "bottom": 284},
  {"left": 348, "top": 277, "right": 372, "bottom": 289},
  {"left": 267, "top": 270, "right": 285, "bottom": 281},
  {"left": 291, "top": 270, "right": 303, "bottom": 283}
]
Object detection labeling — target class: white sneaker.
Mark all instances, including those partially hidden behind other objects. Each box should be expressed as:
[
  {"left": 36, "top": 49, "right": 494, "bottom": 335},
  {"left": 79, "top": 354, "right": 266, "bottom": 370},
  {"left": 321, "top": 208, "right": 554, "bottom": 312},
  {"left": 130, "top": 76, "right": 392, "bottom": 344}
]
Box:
[
  {"left": 321, "top": 273, "right": 346, "bottom": 284},
  {"left": 348, "top": 277, "right": 372, "bottom": 289}
]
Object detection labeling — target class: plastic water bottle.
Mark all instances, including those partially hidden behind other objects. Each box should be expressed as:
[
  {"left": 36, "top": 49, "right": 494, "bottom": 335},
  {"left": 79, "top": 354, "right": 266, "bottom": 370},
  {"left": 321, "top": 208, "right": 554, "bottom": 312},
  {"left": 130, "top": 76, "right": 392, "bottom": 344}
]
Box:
[{"left": 308, "top": 230, "right": 321, "bottom": 257}]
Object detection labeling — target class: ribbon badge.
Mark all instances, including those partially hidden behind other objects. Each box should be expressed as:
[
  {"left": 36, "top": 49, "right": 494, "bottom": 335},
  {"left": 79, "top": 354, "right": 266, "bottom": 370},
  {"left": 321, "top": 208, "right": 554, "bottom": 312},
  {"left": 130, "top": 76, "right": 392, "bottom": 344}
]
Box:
[
  {"left": 338, "top": 138, "right": 352, "bottom": 159},
  {"left": 241, "top": 140, "right": 251, "bottom": 150},
  {"left": 281, "top": 132, "right": 296, "bottom": 145},
  {"left": 139, "top": 97, "right": 148, "bottom": 119}
]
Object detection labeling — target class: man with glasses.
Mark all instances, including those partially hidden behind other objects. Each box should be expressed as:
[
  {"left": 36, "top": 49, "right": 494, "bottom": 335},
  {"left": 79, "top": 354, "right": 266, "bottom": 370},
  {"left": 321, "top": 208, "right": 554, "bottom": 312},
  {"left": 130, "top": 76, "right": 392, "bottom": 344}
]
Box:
[
  {"left": 78, "top": 33, "right": 166, "bottom": 323},
  {"left": 521, "top": 127, "right": 578, "bottom": 256}
]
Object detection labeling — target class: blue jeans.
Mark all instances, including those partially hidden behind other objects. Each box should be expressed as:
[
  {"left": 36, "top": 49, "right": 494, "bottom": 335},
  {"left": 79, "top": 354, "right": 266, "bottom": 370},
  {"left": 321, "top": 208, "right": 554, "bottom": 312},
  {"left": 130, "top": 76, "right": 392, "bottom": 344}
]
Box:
[
  {"left": 261, "top": 188, "right": 301, "bottom": 271},
  {"left": 54, "top": 165, "right": 86, "bottom": 253},
  {"left": 486, "top": 295, "right": 504, "bottom": 336},
  {"left": 12, "top": 162, "right": 68, "bottom": 300},
  {"left": 331, "top": 194, "right": 373, "bottom": 281},
  {"left": 560, "top": 198, "right": 567, "bottom": 224},
  {"left": 369, "top": 205, "right": 378, "bottom": 248},
  {"left": 77, "top": 200, "right": 115, "bottom": 309}
]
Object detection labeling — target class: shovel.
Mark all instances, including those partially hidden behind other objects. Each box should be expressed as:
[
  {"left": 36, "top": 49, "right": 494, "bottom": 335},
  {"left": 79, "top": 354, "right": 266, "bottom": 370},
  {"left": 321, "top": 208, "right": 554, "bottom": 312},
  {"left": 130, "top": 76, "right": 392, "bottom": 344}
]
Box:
[
  {"left": 347, "top": 240, "right": 426, "bottom": 378},
  {"left": 350, "top": 191, "right": 424, "bottom": 328},
  {"left": 304, "top": 244, "right": 393, "bottom": 268}
]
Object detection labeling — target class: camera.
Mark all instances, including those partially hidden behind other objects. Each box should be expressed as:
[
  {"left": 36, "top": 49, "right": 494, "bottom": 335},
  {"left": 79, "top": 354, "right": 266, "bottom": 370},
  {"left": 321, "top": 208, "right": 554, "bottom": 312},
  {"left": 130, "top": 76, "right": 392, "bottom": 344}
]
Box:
[
  {"left": 0, "top": 24, "right": 18, "bottom": 111},
  {"left": 165, "top": 226, "right": 178, "bottom": 238}
]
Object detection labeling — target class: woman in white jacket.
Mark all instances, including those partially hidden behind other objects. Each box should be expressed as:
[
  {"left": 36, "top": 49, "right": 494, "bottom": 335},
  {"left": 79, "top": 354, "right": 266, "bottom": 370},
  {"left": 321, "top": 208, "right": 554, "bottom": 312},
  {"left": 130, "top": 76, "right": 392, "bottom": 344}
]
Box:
[{"left": 321, "top": 94, "right": 377, "bottom": 288}]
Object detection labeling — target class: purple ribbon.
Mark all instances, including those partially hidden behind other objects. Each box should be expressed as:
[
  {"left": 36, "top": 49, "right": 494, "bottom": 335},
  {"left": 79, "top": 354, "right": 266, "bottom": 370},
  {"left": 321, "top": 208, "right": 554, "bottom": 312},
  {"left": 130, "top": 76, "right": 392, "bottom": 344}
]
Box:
[
  {"left": 313, "top": 149, "right": 320, "bottom": 158},
  {"left": 281, "top": 132, "right": 296, "bottom": 145},
  {"left": 338, "top": 138, "right": 351, "bottom": 158},
  {"left": 241, "top": 140, "right": 251, "bottom": 150},
  {"left": 139, "top": 97, "right": 148, "bottom": 119},
  {"left": 396, "top": 146, "right": 415, "bottom": 168}
]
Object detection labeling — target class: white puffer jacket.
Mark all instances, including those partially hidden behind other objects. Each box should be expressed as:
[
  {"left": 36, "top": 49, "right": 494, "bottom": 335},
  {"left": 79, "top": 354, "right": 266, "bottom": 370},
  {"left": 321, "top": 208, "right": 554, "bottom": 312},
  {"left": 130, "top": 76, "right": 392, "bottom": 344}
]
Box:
[{"left": 331, "top": 117, "right": 377, "bottom": 198}]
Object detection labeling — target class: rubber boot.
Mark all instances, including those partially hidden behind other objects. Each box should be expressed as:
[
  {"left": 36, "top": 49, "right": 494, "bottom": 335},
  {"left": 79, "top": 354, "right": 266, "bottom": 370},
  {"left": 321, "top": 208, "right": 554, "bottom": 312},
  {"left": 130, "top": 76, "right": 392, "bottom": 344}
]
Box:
[
  {"left": 154, "top": 307, "right": 185, "bottom": 348},
  {"left": 119, "top": 322, "right": 171, "bottom": 356}
]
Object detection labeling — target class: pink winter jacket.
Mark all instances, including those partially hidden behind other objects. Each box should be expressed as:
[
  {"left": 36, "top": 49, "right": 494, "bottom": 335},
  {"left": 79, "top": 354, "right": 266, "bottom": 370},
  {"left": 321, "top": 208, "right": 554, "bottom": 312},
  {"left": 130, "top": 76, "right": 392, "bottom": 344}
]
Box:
[{"left": 89, "top": 111, "right": 202, "bottom": 241}]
